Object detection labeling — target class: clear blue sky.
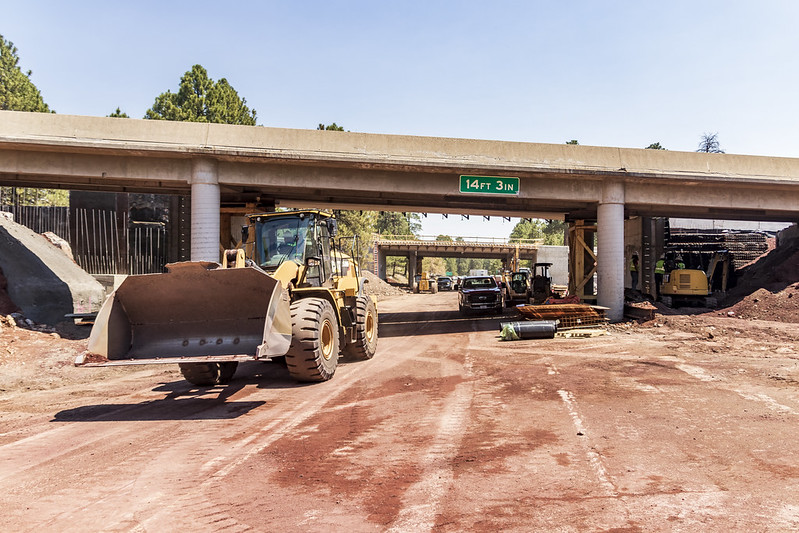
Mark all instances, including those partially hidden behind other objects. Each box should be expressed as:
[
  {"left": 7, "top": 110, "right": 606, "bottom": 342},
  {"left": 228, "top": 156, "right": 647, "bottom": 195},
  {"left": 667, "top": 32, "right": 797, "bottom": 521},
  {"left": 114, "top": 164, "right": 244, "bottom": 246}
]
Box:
[{"left": 3, "top": 1, "right": 798, "bottom": 237}]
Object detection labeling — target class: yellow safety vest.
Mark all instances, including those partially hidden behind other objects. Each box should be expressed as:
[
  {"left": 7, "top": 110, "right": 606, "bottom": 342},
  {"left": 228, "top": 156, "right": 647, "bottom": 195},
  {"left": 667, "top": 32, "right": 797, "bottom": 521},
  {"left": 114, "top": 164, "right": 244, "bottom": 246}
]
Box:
[{"left": 655, "top": 260, "right": 665, "bottom": 275}]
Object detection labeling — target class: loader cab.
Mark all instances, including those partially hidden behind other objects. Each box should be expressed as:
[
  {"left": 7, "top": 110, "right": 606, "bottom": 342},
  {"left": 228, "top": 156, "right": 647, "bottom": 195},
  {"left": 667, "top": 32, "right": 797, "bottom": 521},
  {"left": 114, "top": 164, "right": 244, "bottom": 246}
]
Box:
[{"left": 254, "top": 211, "right": 334, "bottom": 287}]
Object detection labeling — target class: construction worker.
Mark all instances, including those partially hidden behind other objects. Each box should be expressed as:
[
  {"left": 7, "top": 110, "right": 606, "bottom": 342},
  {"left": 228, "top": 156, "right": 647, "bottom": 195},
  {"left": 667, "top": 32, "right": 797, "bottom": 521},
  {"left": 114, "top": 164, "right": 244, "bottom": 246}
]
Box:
[
  {"left": 630, "top": 253, "right": 639, "bottom": 291},
  {"left": 654, "top": 254, "right": 666, "bottom": 300},
  {"left": 675, "top": 255, "right": 685, "bottom": 270}
]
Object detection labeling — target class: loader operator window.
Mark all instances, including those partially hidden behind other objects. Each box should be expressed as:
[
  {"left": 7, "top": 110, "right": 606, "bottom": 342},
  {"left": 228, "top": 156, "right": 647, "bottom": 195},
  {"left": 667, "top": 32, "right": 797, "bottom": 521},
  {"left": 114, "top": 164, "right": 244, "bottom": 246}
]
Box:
[
  {"left": 319, "top": 223, "right": 333, "bottom": 286},
  {"left": 511, "top": 273, "right": 528, "bottom": 292},
  {"left": 256, "top": 217, "right": 310, "bottom": 270}
]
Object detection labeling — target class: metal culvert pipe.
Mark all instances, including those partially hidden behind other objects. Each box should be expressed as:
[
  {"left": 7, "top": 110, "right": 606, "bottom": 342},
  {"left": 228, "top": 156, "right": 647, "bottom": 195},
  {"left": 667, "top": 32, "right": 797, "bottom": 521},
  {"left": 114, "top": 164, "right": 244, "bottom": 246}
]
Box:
[{"left": 499, "top": 320, "right": 558, "bottom": 340}]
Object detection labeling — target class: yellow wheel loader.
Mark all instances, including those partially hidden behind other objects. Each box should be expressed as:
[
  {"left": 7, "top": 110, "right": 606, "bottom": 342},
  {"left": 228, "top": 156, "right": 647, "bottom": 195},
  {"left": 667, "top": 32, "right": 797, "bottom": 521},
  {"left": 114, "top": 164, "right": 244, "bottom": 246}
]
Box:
[
  {"left": 413, "top": 272, "right": 438, "bottom": 293},
  {"left": 76, "top": 210, "right": 378, "bottom": 385},
  {"left": 503, "top": 270, "right": 532, "bottom": 306}
]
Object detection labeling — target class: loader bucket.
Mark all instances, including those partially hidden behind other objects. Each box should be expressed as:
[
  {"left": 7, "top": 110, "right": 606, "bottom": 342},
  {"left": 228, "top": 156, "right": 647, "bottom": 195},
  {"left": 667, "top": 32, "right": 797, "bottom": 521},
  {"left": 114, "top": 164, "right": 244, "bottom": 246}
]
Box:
[{"left": 83, "top": 261, "right": 292, "bottom": 365}]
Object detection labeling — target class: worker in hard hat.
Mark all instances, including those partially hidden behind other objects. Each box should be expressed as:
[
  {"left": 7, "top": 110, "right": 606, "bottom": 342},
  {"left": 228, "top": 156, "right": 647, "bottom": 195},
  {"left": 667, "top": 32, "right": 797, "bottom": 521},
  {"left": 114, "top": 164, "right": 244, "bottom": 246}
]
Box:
[
  {"left": 630, "top": 253, "right": 640, "bottom": 291},
  {"left": 654, "top": 254, "right": 666, "bottom": 300}
]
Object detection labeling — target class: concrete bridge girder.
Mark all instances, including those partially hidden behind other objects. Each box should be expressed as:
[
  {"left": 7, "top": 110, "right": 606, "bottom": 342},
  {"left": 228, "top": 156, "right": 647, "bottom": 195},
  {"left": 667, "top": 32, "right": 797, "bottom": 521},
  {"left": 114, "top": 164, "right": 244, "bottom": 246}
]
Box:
[
  {"left": 375, "top": 241, "right": 541, "bottom": 284},
  {"left": 3, "top": 112, "right": 799, "bottom": 223}
]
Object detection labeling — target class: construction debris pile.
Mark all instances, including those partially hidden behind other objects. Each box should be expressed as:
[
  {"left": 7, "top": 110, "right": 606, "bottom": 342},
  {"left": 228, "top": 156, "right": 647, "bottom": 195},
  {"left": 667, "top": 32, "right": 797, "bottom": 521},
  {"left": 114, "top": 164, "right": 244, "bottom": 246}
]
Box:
[
  {"left": 624, "top": 300, "right": 658, "bottom": 322},
  {"left": 500, "top": 303, "right": 611, "bottom": 342}
]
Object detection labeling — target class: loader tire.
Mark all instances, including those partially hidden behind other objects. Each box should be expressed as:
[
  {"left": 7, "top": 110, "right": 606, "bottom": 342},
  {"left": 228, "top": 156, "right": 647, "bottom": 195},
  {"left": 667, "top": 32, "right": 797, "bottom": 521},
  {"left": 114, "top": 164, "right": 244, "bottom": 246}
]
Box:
[
  {"left": 343, "top": 296, "right": 378, "bottom": 361},
  {"left": 218, "top": 362, "right": 238, "bottom": 383},
  {"left": 179, "top": 362, "right": 238, "bottom": 386},
  {"left": 285, "top": 298, "right": 339, "bottom": 382}
]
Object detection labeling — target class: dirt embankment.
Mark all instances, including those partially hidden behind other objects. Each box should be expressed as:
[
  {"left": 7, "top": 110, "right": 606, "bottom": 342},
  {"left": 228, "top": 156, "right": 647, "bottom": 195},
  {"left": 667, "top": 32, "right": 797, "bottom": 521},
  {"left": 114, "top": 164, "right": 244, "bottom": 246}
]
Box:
[
  {"left": 719, "top": 228, "right": 799, "bottom": 322},
  {"left": 0, "top": 270, "right": 19, "bottom": 315}
]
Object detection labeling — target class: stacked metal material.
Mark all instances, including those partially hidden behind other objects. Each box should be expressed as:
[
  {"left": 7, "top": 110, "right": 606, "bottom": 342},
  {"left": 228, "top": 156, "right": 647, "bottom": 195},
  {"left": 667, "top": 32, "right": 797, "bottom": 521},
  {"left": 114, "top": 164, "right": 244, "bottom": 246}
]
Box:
[
  {"left": 515, "top": 304, "right": 608, "bottom": 330},
  {"left": 667, "top": 230, "right": 769, "bottom": 270}
]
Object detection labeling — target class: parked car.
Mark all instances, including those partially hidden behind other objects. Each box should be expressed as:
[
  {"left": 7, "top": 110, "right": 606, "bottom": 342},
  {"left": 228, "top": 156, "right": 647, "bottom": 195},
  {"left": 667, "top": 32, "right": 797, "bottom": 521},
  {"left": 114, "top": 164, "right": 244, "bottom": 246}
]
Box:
[
  {"left": 458, "top": 276, "right": 505, "bottom": 314},
  {"left": 436, "top": 276, "right": 453, "bottom": 291}
]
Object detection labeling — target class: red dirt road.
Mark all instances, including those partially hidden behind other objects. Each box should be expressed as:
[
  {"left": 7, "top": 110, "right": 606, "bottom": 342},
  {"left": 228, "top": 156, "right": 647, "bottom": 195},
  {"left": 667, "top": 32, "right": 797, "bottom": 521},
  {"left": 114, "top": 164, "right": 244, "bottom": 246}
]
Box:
[{"left": 2, "top": 292, "right": 799, "bottom": 531}]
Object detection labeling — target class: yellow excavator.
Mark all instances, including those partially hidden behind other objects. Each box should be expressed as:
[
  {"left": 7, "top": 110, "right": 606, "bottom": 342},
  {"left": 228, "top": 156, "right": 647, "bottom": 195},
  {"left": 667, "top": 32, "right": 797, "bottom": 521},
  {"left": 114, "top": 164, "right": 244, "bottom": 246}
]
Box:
[
  {"left": 660, "top": 251, "right": 731, "bottom": 308},
  {"left": 77, "top": 210, "right": 378, "bottom": 385}
]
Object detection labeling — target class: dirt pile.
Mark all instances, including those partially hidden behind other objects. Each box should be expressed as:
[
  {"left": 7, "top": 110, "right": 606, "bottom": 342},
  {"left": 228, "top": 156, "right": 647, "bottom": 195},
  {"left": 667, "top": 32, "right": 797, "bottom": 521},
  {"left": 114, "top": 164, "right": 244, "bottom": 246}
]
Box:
[
  {"left": 732, "top": 241, "right": 799, "bottom": 294},
  {"left": 362, "top": 270, "right": 406, "bottom": 299},
  {"left": 719, "top": 225, "right": 799, "bottom": 322},
  {"left": 0, "top": 270, "right": 20, "bottom": 315},
  {"left": 724, "top": 285, "right": 799, "bottom": 323}
]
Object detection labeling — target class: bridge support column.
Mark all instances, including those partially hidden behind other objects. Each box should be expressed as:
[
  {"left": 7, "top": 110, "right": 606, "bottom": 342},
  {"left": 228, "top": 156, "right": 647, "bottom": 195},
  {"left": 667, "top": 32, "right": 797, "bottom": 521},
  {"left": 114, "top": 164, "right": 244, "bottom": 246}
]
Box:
[
  {"left": 408, "top": 251, "right": 417, "bottom": 287},
  {"left": 597, "top": 181, "right": 625, "bottom": 322},
  {"left": 190, "top": 158, "right": 220, "bottom": 262},
  {"left": 377, "top": 248, "right": 387, "bottom": 280}
]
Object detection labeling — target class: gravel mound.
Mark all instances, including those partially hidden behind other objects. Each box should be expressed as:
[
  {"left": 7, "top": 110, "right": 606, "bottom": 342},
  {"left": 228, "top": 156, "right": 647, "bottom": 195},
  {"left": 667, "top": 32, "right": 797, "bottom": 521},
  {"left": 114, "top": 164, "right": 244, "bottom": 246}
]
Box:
[{"left": 362, "top": 270, "right": 405, "bottom": 299}]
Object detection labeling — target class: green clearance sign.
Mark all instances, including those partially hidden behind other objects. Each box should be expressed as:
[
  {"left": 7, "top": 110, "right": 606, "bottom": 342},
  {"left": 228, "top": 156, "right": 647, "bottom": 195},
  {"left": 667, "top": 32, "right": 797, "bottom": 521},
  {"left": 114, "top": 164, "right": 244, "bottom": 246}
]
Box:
[{"left": 459, "top": 175, "right": 520, "bottom": 195}]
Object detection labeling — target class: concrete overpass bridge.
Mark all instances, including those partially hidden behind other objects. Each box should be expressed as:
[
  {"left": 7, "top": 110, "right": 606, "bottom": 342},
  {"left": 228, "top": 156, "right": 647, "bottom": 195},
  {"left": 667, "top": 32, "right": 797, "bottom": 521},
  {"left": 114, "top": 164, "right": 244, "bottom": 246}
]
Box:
[
  {"left": 373, "top": 236, "right": 542, "bottom": 282},
  {"left": 2, "top": 110, "right": 799, "bottom": 320},
  {"left": 373, "top": 236, "right": 570, "bottom": 287}
]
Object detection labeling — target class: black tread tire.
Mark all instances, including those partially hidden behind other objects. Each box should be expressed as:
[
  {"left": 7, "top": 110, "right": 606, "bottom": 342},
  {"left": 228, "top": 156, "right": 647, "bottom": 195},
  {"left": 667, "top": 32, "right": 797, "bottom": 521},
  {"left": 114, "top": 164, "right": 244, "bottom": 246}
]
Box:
[
  {"left": 285, "top": 298, "right": 340, "bottom": 382},
  {"left": 343, "top": 296, "right": 379, "bottom": 361},
  {"left": 218, "top": 362, "right": 238, "bottom": 383},
  {"left": 178, "top": 362, "right": 237, "bottom": 386}
]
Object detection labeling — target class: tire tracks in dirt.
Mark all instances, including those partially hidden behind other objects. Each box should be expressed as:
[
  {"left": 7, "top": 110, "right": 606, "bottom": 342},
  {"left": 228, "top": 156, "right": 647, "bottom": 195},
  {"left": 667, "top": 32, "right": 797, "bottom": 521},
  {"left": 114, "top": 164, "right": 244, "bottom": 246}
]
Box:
[{"left": 386, "top": 316, "right": 477, "bottom": 532}]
